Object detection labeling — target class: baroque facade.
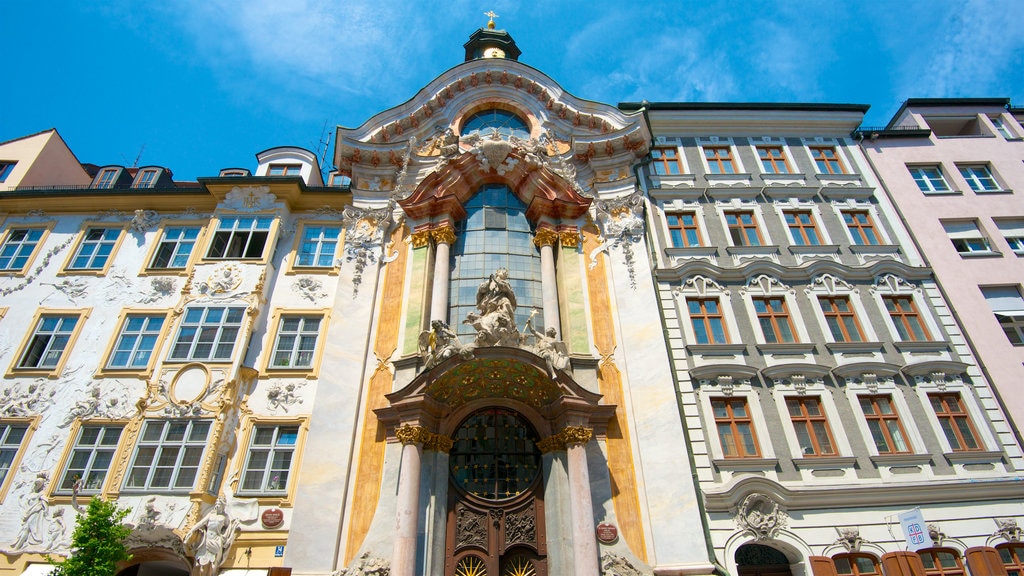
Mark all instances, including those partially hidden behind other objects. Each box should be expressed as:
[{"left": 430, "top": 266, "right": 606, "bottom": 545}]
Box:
[{"left": 0, "top": 23, "right": 1021, "bottom": 576}]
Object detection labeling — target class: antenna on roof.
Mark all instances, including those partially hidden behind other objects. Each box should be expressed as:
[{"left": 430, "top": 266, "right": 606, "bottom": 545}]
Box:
[
  {"left": 131, "top": 144, "right": 146, "bottom": 168},
  {"left": 315, "top": 120, "right": 336, "bottom": 182}
]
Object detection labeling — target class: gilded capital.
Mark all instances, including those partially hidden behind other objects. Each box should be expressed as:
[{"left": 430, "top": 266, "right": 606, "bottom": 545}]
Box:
[
  {"left": 425, "top": 433, "right": 454, "bottom": 453},
  {"left": 431, "top": 225, "right": 456, "bottom": 245},
  {"left": 559, "top": 229, "right": 581, "bottom": 248},
  {"left": 533, "top": 228, "right": 559, "bottom": 248},
  {"left": 536, "top": 435, "right": 564, "bottom": 454},
  {"left": 395, "top": 424, "right": 430, "bottom": 445},
  {"left": 410, "top": 230, "right": 432, "bottom": 248},
  {"left": 560, "top": 426, "right": 593, "bottom": 446}
]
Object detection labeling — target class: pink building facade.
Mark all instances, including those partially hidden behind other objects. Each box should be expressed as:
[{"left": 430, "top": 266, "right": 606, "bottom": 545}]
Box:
[{"left": 858, "top": 98, "right": 1024, "bottom": 440}]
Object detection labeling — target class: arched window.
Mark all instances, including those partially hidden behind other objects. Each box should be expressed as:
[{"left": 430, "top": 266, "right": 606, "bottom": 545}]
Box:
[
  {"left": 449, "top": 407, "right": 541, "bottom": 501},
  {"left": 450, "top": 184, "right": 543, "bottom": 334},
  {"left": 735, "top": 543, "right": 792, "bottom": 576},
  {"left": 918, "top": 548, "right": 965, "bottom": 576},
  {"left": 833, "top": 553, "right": 881, "bottom": 576},
  {"left": 461, "top": 109, "right": 530, "bottom": 140},
  {"left": 998, "top": 543, "right": 1024, "bottom": 576}
]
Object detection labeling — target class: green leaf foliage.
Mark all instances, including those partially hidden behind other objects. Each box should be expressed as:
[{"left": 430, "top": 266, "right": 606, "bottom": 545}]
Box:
[{"left": 49, "top": 498, "right": 132, "bottom": 576}]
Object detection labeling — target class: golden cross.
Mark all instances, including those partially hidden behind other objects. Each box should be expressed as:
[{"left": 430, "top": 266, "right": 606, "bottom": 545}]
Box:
[{"left": 484, "top": 10, "right": 498, "bottom": 29}]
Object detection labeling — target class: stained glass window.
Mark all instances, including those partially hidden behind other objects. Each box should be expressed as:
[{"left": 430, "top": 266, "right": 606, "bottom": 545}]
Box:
[{"left": 449, "top": 408, "right": 541, "bottom": 501}]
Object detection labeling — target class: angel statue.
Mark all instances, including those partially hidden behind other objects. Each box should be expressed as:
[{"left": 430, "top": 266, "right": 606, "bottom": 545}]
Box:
[
  {"left": 185, "top": 498, "right": 240, "bottom": 576},
  {"left": 418, "top": 320, "right": 472, "bottom": 369},
  {"left": 524, "top": 317, "right": 570, "bottom": 378}
]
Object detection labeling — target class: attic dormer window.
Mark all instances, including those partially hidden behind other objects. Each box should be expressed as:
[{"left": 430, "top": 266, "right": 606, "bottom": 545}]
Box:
[
  {"left": 134, "top": 169, "right": 158, "bottom": 188},
  {"left": 461, "top": 109, "right": 530, "bottom": 140},
  {"left": 96, "top": 168, "right": 118, "bottom": 189},
  {"left": 269, "top": 164, "right": 302, "bottom": 176}
]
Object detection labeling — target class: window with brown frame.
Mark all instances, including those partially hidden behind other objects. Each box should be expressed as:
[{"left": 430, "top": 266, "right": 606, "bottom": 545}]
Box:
[
  {"left": 724, "top": 211, "right": 763, "bottom": 246},
  {"left": 998, "top": 543, "right": 1024, "bottom": 576},
  {"left": 752, "top": 297, "right": 796, "bottom": 343},
  {"left": 833, "top": 554, "right": 882, "bottom": 576},
  {"left": 711, "top": 398, "right": 760, "bottom": 458},
  {"left": 859, "top": 395, "right": 911, "bottom": 454},
  {"left": 784, "top": 210, "right": 821, "bottom": 246},
  {"left": 687, "top": 298, "right": 729, "bottom": 344},
  {"left": 786, "top": 397, "right": 837, "bottom": 456},
  {"left": 666, "top": 212, "right": 701, "bottom": 247},
  {"left": 819, "top": 296, "right": 864, "bottom": 342},
  {"left": 841, "top": 210, "right": 880, "bottom": 245},
  {"left": 810, "top": 146, "right": 847, "bottom": 174},
  {"left": 652, "top": 147, "right": 683, "bottom": 176},
  {"left": 928, "top": 393, "right": 982, "bottom": 452},
  {"left": 704, "top": 146, "right": 736, "bottom": 174},
  {"left": 883, "top": 296, "right": 932, "bottom": 341},
  {"left": 268, "top": 164, "right": 302, "bottom": 176},
  {"left": 757, "top": 146, "right": 792, "bottom": 174},
  {"left": 919, "top": 549, "right": 965, "bottom": 576}
]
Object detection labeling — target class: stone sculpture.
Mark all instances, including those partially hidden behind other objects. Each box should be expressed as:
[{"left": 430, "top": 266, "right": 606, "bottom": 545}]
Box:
[{"left": 185, "top": 498, "right": 240, "bottom": 576}]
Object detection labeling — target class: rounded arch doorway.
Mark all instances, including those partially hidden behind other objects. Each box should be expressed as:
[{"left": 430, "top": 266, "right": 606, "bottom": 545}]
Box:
[
  {"left": 736, "top": 543, "right": 794, "bottom": 576},
  {"left": 446, "top": 407, "right": 547, "bottom": 576}
]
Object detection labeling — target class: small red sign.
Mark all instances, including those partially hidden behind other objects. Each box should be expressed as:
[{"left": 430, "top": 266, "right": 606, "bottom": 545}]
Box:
[
  {"left": 261, "top": 508, "right": 284, "bottom": 529},
  {"left": 596, "top": 522, "right": 618, "bottom": 544}
]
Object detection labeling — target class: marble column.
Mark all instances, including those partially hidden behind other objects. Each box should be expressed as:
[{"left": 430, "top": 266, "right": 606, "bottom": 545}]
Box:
[
  {"left": 564, "top": 426, "right": 598, "bottom": 576},
  {"left": 534, "top": 228, "right": 562, "bottom": 335},
  {"left": 429, "top": 225, "right": 455, "bottom": 323},
  {"left": 392, "top": 425, "right": 428, "bottom": 576}
]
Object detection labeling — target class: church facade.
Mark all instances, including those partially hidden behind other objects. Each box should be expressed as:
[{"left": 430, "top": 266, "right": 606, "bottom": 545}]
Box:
[{"left": 0, "top": 23, "right": 1021, "bottom": 576}]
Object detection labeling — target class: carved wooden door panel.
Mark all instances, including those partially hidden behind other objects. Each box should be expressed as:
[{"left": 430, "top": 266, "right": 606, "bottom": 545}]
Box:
[{"left": 446, "top": 493, "right": 546, "bottom": 576}]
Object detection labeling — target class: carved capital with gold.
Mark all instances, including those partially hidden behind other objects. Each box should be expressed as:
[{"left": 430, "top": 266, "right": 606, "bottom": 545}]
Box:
[
  {"left": 410, "top": 230, "right": 432, "bottom": 248},
  {"left": 533, "top": 227, "right": 559, "bottom": 248},
  {"left": 561, "top": 426, "right": 593, "bottom": 447},
  {"left": 395, "top": 424, "right": 431, "bottom": 446},
  {"left": 424, "top": 433, "right": 454, "bottom": 453},
  {"left": 559, "top": 228, "right": 580, "bottom": 248},
  {"left": 430, "top": 225, "right": 456, "bottom": 245},
  {"left": 536, "top": 435, "right": 564, "bottom": 454}
]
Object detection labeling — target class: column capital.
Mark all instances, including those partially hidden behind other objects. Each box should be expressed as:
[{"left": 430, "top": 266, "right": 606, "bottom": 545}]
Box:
[
  {"left": 395, "top": 424, "right": 431, "bottom": 445},
  {"left": 430, "top": 224, "right": 456, "bottom": 245},
  {"left": 536, "top": 425, "right": 594, "bottom": 452},
  {"left": 410, "top": 230, "right": 432, "bottom": 248},
  {"left": 533, "top": 227, "right": 560, "bottom": 248},
  {"left": 559, "top": 228, "right": 581, "bottom": 248},
  {"left": 424, "top": 432, "right": 454, "bottom": 453},
  {"left": 536, "top": 435, "right": 564, "bottom": 454}
]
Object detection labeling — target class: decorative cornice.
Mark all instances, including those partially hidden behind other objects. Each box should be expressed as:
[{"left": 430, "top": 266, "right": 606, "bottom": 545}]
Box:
[
  {"left": 395, "top": 424, "right": 430, "bottom": 445},
  {"left": 430, "top": 225, "right": 456, "bottom": 245},
  {"left": 533, "top": 227, "right": 559, "bottom": 248},
  {"left": 410, "top": 230, "right": 432, "bottom": 248}
]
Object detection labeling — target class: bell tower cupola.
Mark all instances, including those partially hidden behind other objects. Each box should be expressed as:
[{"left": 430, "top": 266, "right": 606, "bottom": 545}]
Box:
[{"left": 463, "top": 11, "right": 521, "bottom": 61}]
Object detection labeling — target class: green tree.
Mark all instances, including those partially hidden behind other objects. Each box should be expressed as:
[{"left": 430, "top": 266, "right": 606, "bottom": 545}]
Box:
[{"left": 49, "top": 498, "right": 131, "bottom": 576}]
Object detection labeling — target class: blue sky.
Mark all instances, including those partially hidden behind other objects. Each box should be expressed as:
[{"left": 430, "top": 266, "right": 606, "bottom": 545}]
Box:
[{"left": 2, "top": 0, "right": 1022, "bottom": 181}]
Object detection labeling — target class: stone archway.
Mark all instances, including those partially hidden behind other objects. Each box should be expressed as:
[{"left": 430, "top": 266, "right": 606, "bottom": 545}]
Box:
[{"left": 736, "top": 543, "right": 794, "bottom": 576}]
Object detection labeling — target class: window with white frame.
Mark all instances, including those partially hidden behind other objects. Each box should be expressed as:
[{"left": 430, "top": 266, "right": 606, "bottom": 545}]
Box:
[
  {"left": 0, "top": 161, "right": 16, "bottom": 183},
  {"left": 296, "top": 225, "right": 341, "bottom": 267},
  {"left": 0, "top": 228, "right": 46, "bottom": 272},
  {"left": 786, "top": 396, "right": 837, "bottom": 456},
  {"left": 687, "top": 297, "right": 730, "bottom": 344},
  {"left": 724, "top": 210, "right": 763, "bottom": 246},
  {"left": 883, "top": 295, "right": 932, "bottom": 341},
  {"left": 666, "top": 212, "right": 702, "bottom": 247},
  {"left": 67, "top": 227, "right": 121, "bottom": 270},
  {"left": 206, "top": 216, "right": 273, "bottom": 259},
  {"left": 819, "top": 295, "right": 865, "bottom": 342},
  {"left": 783, "top": 210, "right": 821, "bottom": 245},
  {"left": 928, "top": 393, "right": 982, "bottom": 452},
  {"left": 150, "top": 226, "right": 201, "bottom": 269},
  {"left": 704, "top": 146, "right": 737, "bottom": 174},
  {"left": 18, "top": 314, "right": 80, "bottom": 369},
  {"left": 982, "top": 286, "right": 1024, "bottom": 346},
  {"left": 0, "top": 423, "right": 29, "bottom": 486},
  {"left": 652, "top": 147, "right": 684, "bottom": 176},
  {"left": 270, "top": 315, "right": 321, "bottom": 368},
  {"left": 991, "top": 116, "right": 1014, "bottom": 139},
  {"left": 134, "top": 169, "right": 158, "bottom": 189},
  {"left": 858, "top": 395, "right": 911, "bottom": 454},
  {"left": 711, "top": 397, "right": 760, "bottom": 457},
  {"left": 908, "top": 166, "right": 951, "bottom": 193},
  {"left": 124, "top": 420, "right": 210, "bottom": 491},
  {"left": 239, "top": 424, "right": 299, "bottom": 495},
  {"left": 941, "top": 220, "right": 995, "bottom": 256},
  {"left": 957, "top": 164, "right": 1001, "bottom": 192},
  {"left": 168, "top": 307, "right": 245, "bottom": 362},
  {"left": 95, "top": 168, "right": 118, "bottom": 189},
  {"left": 995, "top": 219, "right": 1024, "bottom": 255},
  {"left": 752, "top": 296, "right": 797, "bottom": 343},
  {"left": 841, "top": 209, "right": 882, "bottom": 245},
  {"left": 107, "top": 314, "right": 165, "bottom": 369},
  {"left": 757, "top": 146, "right": 792, "bottom": 174},
  {"left": 58, "top": 425, "right": 124, "bottom": 494},
  {"left": 810, "top": 146, "right": 847, "bottom": 174}
]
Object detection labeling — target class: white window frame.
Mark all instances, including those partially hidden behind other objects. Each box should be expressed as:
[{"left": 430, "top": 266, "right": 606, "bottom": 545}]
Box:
[
  {"left": 295, "top": 224, "right": 341, "bottom": 268},
  {"left": 990, "top": 115, "right": 1015, "bottom": 139},
  {"left": 0, "top": 161, "right": 16, "bottom": 182},
  {"left": 168, "top": 306, "right": 246, "bottom": 362},
  {"left": 134, "top": 169, "right": 159, "bottom": 189},
  {"left": 845, "top": 386, "right": 927, "bottom": 458},
  {"left": 699, "top": 138, "right": 744, "bottom": 174},
  {"left": 870, "top": 275, "right": 941, "bottom": 343},
  {"left": 270, "top": 315, "right": 322, "bottom": 368},
  {"left": 699, "top": 389, "right": 776, "bottom": 462},
  {"left": 206, "top": 216, "right": 273, "bottom": 260},
  {"left": 57, "top": 424, "right": 124, "bottom": 495},
  {"left": 995, "top": 219, "right": 1024, "bottom": 256},
  {"left": 740, "top": 275, "right": 810, "bottom": 345},
  {"left": 942, "top": 219, "right": 996, "bottom": 256},
  {"left": 0, "top": 227, "right": 47, "bottom": 272},
  {"left": 772, "top": 387, "right": 855, "bottom": 460},
  {"left": 149, "top": 225, "right": 202, "bottom": 270},
  {"left": 67, "top": 227, "right": 122, "bottom": 271},
  {"left": 806, "top": 274, "right": 877, "bottom": 343},
  {"left": 957, "top": 164, "right": 1002, "bottom": 192},
  {"left": 95, "top": 168, "right": 118, "bottom": 189},
  {"left": 752, "top": 139, "right": 797, "bottom": 175},
  {"left": 908, "top": 165, "right": 952, "bottom": 194},
  {"left": 107, "top": 313, "right": 166, "bottom": 369},
  {"left": 124, "top": 419, "right": 211, "bottom": 492},
  {"left": 238, "top": 424, "right": 300, "bottom": 495},
  {"left": 982, "top": 285, "right": 1024, "bottom": 346}
]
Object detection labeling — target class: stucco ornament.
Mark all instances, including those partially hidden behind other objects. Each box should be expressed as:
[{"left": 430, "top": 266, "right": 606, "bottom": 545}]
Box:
[
  {"left": 834, "top": 527, "right": 864, "bottom": 552},
  {"left": 993, "top": 518, "right": 1022, "bottom": 543},
  {"left": 129, "top": 209, "right": 160, "bottom": 233},
  {"left": 185, "top": 498, "right": 240, "bottom": 576},
  {"left": 266, "top": 380, "right": 305, "bottom": 413},
  {"left": 735, "top": 493, "right": 787, "bottom": 540},
  {"left": 0, "top": 381, "right": 56, "bottom": 417},
  {"left": 590, "top": 192, "right": 646, "bottom": 287},
  {"left": 142, "top": 276, "right": 177, "bottom": 303},
  {"left": 41, "top": 278, "right": 89, "bottom": 305},
  {"left": 197, "top": 264, "right": 243, "bottom": 295},
  {"left": 58, "top": 386, "right": 103, "bottom": 427},
  {"left": 341, "top": 203, "right": 394, "bottom": 297},
  {"left": 224, "top": 185, "right": 277, "bottom": 210},
  {"left": 601, "top": 552, "right": 652, "bottom": 576},
  {"left": 292, "top": 276, "right": 328, "bottom": 303},
  {"left": 10, "top": 473, "right": 51, "bottom": 551},
  {"left": 418, "top": 320, "right": 474, "bottom": 369},
  {"left": 0, "top": 236, "right": 75, "bottom": 297},
  {"left": 334, "top": 552, "right": 391, "bottom": 576}
]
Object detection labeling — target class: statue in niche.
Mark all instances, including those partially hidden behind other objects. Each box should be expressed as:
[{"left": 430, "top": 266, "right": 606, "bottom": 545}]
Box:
[
  {"left": 462, "top": 267, "right": 521, "bottom": 347},
  {"left": 418, "top": 320, "right": 472, "bottom": 369},
  {"left": 524, "top": 316, "right": 570, "bottom": 378}
]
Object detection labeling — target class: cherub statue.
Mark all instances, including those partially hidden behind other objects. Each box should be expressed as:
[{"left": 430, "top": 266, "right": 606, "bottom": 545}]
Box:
[
  {"left": 524, "top": 317, "right": 570, "bottom": 378},
  {"left": 418, "top": 320, "right": 472, "bottom": 369}
]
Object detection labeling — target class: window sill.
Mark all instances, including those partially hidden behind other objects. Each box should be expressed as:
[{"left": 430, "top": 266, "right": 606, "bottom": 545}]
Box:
[
  {"left": 848, "top": 244, "right": 901, "bottom": 255},
  {"left": 756, "top": 342, "right": 817, "bottom": 355},
  {"left": 944, "top": 450, "right": 1004, "bottom": 464},
  {"left": 958, "top": 251, "right": 1002, "bottom": 258},
  {"left": 57, "top": 269, "right": 109, "bottom": 277},
  {"left": 0, "top": 269, "right": 31, "bottom": 278},
  {"left": 139, "top": 268, "right": 192, "bottom": 277},
  {"left": 789, "top": 244, "right": 840, "bottom": 254},
  {"left": 869, "top": 453, "right": 933, "bottom": 466},
  {"left": 262, "top": 368, "right": 319, "bottom": 379},
  {"left": 686, "top": 343, "right": 747, "bottom": 355},
  {"left": 649, "top": 175, "right": 698, "bottom": 193},
  {"left": 5, "top": 368, "right": 62, "bottom": 379},
  {"left": 726, "top": 245, "right": 780, "bottom": 255},
  {"left": 761, "top": 182, "right": 816, "bottom": 200},
  {"left": 921, "top": 189, "right": 964, "bottom": 196},
  {"left": 665, "top": 246, "right": 717, "bottom": 258},
  {"left": 825, "top": 341, "right": 884, "bottom": 354},
  {"left": 893, "top": 340, "right": 950, "bottom": 353},
  {"left": 972, "top": 188, "right": 1013, "bottom": 195},
  {"left": 792, "top": 455, "right": 858, "bottom": 469},
  {"left": 713, "top": 457, "right": 779, "bottom": 471},
  {"left": 285, "top": 266, "right": 339, "bottom": 276},
  {"left": 94, "top": 367, "right": 155, "bottom": 379}
]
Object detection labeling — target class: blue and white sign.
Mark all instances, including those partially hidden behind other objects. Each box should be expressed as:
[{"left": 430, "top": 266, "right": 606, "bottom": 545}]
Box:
[
  {"left": 275, "top": 545, "right": 285, "bottom": 558},
  {"left": 898, "top": 508, "right": 933, "bottom": 551}
]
